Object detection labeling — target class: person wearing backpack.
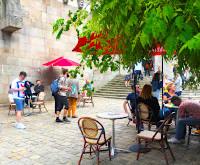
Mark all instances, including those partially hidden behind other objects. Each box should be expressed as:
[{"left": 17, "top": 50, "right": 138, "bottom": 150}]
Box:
[
  {"left": 54, "top": 69, "right": 71, "bottom": 123},
  {"left": 151, "top": 72, "right": 162, "bottom": 100}
]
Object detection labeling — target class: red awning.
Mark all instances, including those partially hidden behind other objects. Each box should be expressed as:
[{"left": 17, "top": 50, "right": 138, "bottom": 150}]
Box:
[
  {"left": 43, "top": 57, "right": 79, "bottom": 66},
  {"left": 151, "top": 44, "right": 176, "bottom": 56},
  {"left": 72, "top": 33, "right": 121, "bottom": 55}
]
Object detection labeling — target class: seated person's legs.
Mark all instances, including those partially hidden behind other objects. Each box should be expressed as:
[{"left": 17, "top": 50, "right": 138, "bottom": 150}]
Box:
[
  {"left": 175, "top": 118, "right": 200, "bottom": 140},
  {"left": 163, "top": 107, "right": 171, "bottom": 119}
]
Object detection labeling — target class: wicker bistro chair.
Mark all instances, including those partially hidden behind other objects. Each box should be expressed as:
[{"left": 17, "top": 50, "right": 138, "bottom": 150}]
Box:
[
  {"left": 187, "top": 125, "right": 200, "bottom": 146},
  {"left": 136, "top": 112, "right": 175, "bottom": 165},
  {"left": 138, "top": 103, "right": 159, "bottom": 130},
  {"left": 31, "top": 92, "right": 48, "bottom": 113},
  {"left": 78, "top": 117, "right": 112, "bottom": 165},
  {"left": 8, "top": 94, "right": 16, "bottom": 115},
  {"left": 79, "top": 90, "right": 94, "bottom": 107}
]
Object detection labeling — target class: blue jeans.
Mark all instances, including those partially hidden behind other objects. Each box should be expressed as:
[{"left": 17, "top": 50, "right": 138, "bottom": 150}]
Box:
[
  {"left": 14, "top": 99, "right": 24, "bottom": 111},
  {"left": 160, "top": 107, "right": 177, "bottom": 120},
  {"left": 175, "top": 117, "right": 200, "bottom": 140},
  {"left": 153, "top": 89, "right": 160, "bottom": 100}
]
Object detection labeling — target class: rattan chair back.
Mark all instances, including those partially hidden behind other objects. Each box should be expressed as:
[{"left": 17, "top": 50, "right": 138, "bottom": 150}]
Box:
[
  {"left": 78, "top": 117, "right": 106, "bottom": 144},
  {"left": 138, "top": 103, "right": 149, "bottom": 120},
  {"left": 82, "top": 119, "right": 98, "bottom": 138}
]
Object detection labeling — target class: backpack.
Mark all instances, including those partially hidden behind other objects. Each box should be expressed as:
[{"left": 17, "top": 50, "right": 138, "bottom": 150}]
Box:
[{"left": 51, "top": 79, "right": 59, "bottom": 94}]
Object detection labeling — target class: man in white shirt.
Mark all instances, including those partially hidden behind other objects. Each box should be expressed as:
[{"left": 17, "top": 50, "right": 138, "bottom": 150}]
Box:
[
  {"left": 134, "top": 62, "right": 143, "bottom": 80},
  {"left": 11, "top": 71, "right": 27, "bottom": 129},
  {"left": 175, "top": 73, "right": 182, "bottom": 96}
]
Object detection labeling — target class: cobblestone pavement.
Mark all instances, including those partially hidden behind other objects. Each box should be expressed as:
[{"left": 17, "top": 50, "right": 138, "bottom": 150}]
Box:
[{"left": 0, "top": 98, "right": 200, "bottom": 165}]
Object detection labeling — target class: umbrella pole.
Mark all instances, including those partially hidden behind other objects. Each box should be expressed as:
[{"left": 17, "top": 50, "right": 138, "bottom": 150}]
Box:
[
  {"left": 129, "top": 73, "right": 150, "bottom": 153},
  {"left": 162, "top": 54, "right": 164, "bottom": 109}
]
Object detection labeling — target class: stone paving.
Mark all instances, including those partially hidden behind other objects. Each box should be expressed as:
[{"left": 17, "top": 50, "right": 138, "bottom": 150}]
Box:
[{"left": 0, "top": 98, "right": 200, "bottom": 165}]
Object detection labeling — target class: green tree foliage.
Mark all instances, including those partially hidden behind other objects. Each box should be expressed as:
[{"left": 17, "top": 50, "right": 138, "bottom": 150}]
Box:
[{"left": 52, "top": 0, "right": 200, "bottom": 86}]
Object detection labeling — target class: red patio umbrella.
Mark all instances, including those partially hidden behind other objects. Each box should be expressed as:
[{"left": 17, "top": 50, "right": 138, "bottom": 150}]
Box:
[
  {"left": 43, "top": 57, "right": 80, "bottom": 66},
  {"left": 72, "top": 33, "right": 121, "bottom": 55}
]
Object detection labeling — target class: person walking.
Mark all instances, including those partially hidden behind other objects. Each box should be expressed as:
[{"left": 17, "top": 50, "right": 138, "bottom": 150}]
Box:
[
  {"left": 134, "top": 61, "right": 143, "bottom": 81},
  {"left": 11, "top": 71, "right": 27, "bottom": 129},
  {"left": 175, "top": 73, "right": 182, "bottom": 96},
  {"left": 56, "top": 69, "right": 71, "bottom": 123},
  {"left": 124, "top": 68, "right": 131, "bottom": 87},
  {"left": 67, "top": 77, "right": 80, "bottom": 118},
  {"left": 151, "top": 72, "right": 162, "bottom": 100}
]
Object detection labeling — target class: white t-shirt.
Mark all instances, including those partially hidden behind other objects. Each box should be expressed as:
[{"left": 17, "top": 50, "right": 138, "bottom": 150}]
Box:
[
  {"left": 134, "top": 62, "right": 142, "bottom": 71},
  {"left": 11, "top": 78, "right": 25, "bottom": 99},
  {"left": 175, "top": 76, "right": 182, "bottom": 92}
]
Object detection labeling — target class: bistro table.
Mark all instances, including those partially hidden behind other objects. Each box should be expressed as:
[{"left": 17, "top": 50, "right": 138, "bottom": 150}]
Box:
[
  {"left": 164, "top": 103, "right": 179, "bottom": 124},
  {"left": 97, "top": 112, "right": 131, "bottom": 157}
]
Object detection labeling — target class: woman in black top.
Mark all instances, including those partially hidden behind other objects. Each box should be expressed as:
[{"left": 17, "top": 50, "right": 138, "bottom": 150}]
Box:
[{"left": 137, "top": 84, "right": 160, "bottom": 123}]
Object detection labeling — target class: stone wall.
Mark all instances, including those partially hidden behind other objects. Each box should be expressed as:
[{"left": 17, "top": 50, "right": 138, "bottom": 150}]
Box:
[
  {"left": 0, "top": 0, "right": 119, "bottom": 103},
  {"left": 0, "top": 0, "right": 79, "bottom": 103}
]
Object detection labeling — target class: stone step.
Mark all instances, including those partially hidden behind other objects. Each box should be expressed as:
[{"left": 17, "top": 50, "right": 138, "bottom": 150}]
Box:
[
  {"left": 0, "top": 104, "right": 9, "bottom": 108},
  {"left": 94, "top": 74, "right": 200, "bottom": 100}
]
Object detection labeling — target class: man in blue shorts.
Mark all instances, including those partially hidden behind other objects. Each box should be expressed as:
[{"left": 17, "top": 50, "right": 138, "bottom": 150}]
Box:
[{"left": 11, "top": 71, "right": 27, "bottom": 129}]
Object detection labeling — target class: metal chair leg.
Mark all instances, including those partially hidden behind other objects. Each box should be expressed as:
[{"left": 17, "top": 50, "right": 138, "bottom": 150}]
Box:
[
  {"left": 96, "top": 147, "right": 100, "bottom": 165},
  {"left": 108, "top": 140, "right": 111, "bottom": 161},
  {"left": 44, "top": 105, "right": 48, "bottom": 112},
  {"left": 187, "top": 126, "right": 192, "bottom": 146},
  {"left": 78, "top": 143, "right": 86, "bottom": 165},
  {"left": 137, "top": 138, "right": 141, "bottom": 160},
  {"left": 160, "top": 141, "right": 169, "bottom": 165},
  {"left": 165, "top": 138, "right": 175, "bottom": 161}
]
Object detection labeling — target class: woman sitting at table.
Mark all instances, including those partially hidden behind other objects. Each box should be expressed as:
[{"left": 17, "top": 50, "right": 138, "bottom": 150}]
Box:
[
  {"left": 162, "top": 82, "right": 178, "bottom": 119},
  {"left": 137, "top": 84, "right": 160, "bottom": 124}
]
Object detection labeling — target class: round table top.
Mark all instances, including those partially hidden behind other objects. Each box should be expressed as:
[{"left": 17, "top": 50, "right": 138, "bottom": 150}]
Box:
[
  {"left": 97, "top": 112, "right": 128, "bottom": 120},
  {"left": 164, "top": 103, "right": 179, "bottom": 109}
]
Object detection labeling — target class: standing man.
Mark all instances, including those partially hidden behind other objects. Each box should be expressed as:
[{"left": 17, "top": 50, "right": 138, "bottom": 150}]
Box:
[
  {"left": 134, "top": 61, "right": 143, "bottom": 81},
  {"left": 11, "top": 71, "right": 27, "bottom": 129},
  {"left": 56, "top": 69, "right": 71, "bottom": 123},
  {"left": 175, "top": 73, "right": 182, "bottom": 96},
  {"left": 34, "top": 80, "right": 44, "bottom": 96},
  {"left": 67, "top": 77, "right": 80, "bottom": 118}
]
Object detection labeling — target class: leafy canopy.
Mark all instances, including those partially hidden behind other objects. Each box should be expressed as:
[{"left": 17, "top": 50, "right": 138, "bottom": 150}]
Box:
[{"left": 52, "top": 0, "right": 200, "bottom": 86}]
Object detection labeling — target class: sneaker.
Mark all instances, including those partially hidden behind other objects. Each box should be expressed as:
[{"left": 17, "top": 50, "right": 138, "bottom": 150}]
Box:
[
  {"left": 63, "top": 118, "right": 71, "bottom": 123},
  {"left": 128, "top": 116, "right": 133, "bottom": 121},
  {"left": 15, "top": 122, "right": 26, "bottom": 129},
  {"left": 56, "top": 118, "right": 63, "bottom": 123},
  {"left": 168, "top": 137, "right": 185, "bottom": 144}
]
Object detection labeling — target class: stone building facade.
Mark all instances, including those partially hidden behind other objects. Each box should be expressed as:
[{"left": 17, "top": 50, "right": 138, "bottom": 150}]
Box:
[{"left": 0, "top": 0, "right": 117, "bottom": 104}]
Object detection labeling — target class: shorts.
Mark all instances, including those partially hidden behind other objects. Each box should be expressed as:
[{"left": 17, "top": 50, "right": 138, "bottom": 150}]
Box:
[
  {"left": 125, "top": 75, "right": 131, "bottom": 81},
  {"left": 56, "top": 95, "right": 69, "bottom": 112},
  {"left": 14, "top": 99, "right": 24, "bottom": 111}
]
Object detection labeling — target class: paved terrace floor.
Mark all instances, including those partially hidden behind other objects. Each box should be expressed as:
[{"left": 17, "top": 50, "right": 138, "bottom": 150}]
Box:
[{"left": 0, "top": 98, "right": 199, "bottom": 165}]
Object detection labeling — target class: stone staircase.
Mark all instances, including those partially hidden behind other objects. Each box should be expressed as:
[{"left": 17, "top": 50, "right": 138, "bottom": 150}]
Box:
[{"left": 94, "top": 74, "right": 200, "bottom": 100}]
